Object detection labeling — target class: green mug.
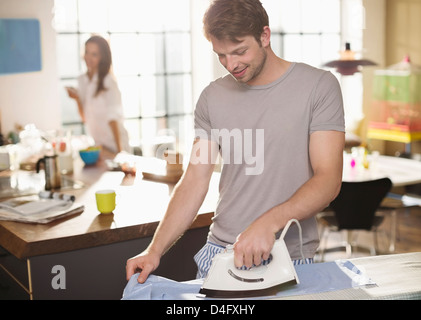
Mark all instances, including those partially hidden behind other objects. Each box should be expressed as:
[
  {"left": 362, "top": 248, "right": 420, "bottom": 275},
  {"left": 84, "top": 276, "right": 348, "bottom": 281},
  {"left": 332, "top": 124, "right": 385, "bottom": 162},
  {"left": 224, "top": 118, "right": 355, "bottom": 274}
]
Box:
[{"left": 95, "top": 190, "right": 116, "bottom": 214}]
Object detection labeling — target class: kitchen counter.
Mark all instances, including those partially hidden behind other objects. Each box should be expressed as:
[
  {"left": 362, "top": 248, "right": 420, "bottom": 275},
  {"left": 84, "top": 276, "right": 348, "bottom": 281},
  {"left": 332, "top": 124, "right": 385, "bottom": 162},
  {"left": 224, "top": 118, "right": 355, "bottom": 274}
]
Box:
[{"left": 0, "top": 151, "right": 218, "bottom": 299}]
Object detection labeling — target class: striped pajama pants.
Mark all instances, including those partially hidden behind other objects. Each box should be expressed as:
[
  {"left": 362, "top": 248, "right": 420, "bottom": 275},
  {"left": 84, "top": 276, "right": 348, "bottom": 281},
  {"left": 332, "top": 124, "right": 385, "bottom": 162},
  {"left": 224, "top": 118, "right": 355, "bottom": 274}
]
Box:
[{"left": 194, "top": 241, "right": 314, "bottom": 279}]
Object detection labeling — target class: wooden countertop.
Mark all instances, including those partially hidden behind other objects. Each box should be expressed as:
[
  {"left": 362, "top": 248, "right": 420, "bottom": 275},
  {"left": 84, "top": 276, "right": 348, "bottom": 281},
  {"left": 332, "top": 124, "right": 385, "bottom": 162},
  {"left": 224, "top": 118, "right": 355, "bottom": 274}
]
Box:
[{"left": 0, "top": 152, "right": 218, "bottom": 259}]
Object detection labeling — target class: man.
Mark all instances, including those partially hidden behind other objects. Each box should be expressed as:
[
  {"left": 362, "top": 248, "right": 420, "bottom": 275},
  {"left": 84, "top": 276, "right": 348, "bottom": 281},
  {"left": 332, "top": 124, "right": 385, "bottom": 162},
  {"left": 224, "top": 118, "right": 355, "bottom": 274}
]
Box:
[{"left": 126, "top": 0, "right": 345, "bottom": 283}]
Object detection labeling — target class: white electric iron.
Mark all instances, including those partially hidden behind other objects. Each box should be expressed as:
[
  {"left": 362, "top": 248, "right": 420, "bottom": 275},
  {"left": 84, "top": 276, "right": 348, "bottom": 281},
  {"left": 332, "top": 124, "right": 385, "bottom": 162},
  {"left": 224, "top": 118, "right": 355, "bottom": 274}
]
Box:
[{"left": 199, "top": 219, "right": 304, "bottom": 298}]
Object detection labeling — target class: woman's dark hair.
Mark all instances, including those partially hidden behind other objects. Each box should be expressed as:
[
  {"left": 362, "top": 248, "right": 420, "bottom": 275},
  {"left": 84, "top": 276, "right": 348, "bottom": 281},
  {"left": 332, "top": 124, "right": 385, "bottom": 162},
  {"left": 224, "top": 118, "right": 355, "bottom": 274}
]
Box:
[{"left": 86, "top": 35, "right": 112, "bottom": 96}]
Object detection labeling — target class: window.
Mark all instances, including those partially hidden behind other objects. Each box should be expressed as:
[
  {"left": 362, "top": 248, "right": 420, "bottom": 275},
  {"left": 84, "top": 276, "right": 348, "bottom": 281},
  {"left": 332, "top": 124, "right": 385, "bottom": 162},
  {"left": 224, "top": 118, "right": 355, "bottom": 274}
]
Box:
[
  {"left": 53, "top": 0, "right": 192, "bottom": 153},
  {"left": 263, "top": 0, "right": 364, "bottom": 132},
  {"left": 54, "top": 0, "right": 362, "bottom": 154},
  {"left": 263, "top": 0, "right": 341, "bottom": 68}
]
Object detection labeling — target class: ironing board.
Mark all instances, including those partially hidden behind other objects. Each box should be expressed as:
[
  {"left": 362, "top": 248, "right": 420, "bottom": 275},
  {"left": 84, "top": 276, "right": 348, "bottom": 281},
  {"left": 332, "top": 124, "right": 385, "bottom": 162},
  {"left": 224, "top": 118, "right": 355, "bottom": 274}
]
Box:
[
  {"left": 122, "top": 252, "right": 421, "bottom": 300},
  {"left": 275, "top": 252, "right": 421, "bottom": 300}
]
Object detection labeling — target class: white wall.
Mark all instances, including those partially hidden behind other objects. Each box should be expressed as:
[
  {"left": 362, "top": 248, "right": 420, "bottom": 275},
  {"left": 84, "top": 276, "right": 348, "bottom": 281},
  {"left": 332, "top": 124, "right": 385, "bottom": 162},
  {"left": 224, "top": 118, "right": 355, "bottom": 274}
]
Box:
[
  {"left": 361, "top": 0, "right": 386, "bottom": 147},
  {"left": 0, "top": 0, "right": 61, "bottom": 135}
]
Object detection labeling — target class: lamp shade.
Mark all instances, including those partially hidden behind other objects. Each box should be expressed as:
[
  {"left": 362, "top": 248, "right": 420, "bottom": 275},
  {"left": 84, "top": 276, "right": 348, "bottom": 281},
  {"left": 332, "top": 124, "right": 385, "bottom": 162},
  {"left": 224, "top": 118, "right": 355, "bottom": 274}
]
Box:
[
  {"left": 323, "top": 43, "right": 377, "bottom": 75},
  {"left": 323, "top": 59, "right": 377, "bottom": 75}
]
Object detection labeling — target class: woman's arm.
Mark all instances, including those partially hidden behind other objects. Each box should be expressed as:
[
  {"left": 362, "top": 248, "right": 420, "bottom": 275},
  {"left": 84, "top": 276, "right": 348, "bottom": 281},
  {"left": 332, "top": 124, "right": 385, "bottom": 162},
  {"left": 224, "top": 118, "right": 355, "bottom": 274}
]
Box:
[
  {"left": 109, "top": 120, "right": 123, "bottom": 153},
  {"left": 66, "top": 87, "right": 85, "bottom": 122}
]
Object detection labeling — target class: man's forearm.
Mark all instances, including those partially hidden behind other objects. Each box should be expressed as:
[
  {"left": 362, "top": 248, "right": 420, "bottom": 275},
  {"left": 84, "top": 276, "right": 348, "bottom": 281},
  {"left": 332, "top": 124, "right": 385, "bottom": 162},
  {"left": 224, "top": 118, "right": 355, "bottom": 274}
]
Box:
[
  {"left": 267, "top": 168, "right": 342, "bottom": 234},
  {"left": 146, "top": 164, "right": 213, "bottom": 257}
]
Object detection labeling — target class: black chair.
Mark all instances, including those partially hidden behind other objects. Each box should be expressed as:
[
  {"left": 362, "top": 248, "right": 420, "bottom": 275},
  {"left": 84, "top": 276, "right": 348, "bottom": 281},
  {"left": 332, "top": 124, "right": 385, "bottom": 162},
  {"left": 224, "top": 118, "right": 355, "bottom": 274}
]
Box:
[
  {"left": 379, "top": 192, "right": 421, "bottom": 252},
  {"left": 318, "top": 177, "right": 392, "bottom": 260}
]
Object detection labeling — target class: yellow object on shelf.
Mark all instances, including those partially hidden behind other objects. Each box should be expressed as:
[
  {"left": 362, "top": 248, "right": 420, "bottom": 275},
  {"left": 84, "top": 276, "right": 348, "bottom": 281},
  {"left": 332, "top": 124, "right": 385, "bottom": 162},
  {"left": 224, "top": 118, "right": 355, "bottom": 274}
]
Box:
[{"left": 367, "top": 128, "right": 421, "bottom": 143}]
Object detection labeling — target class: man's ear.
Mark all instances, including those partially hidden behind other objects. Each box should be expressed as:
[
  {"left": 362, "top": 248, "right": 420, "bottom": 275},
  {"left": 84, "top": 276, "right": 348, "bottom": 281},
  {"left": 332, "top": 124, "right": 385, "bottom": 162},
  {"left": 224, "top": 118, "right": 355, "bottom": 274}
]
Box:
[{"left": 260, "top": 26, "right": 271, "bottom": 47}]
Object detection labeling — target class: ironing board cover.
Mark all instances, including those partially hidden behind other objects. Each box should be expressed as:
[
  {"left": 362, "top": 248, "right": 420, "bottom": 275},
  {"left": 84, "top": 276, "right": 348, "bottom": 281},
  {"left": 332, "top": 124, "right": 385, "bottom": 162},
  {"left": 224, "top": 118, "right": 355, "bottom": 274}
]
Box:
[{"left": 122, "top": 260, "right": 373, "bottom": 300}]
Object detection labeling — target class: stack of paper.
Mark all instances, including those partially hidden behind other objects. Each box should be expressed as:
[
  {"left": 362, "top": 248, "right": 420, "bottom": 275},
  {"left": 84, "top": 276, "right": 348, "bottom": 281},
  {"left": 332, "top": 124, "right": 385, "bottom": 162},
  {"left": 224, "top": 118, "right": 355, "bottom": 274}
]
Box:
[{"left": 0, "top": 191, "right": 84, "bottom": 224}]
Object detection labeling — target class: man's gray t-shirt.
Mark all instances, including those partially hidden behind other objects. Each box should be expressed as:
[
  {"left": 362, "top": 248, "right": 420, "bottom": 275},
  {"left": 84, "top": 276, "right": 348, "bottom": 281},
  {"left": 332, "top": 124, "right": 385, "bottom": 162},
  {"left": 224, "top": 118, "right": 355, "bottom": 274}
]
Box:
[{"left": 194, "top": 62, "right": 345, "bottom": 260}]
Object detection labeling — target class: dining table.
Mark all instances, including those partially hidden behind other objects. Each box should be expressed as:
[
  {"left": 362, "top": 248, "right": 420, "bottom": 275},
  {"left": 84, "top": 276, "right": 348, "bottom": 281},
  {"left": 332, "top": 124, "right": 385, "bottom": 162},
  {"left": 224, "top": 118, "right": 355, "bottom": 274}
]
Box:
[
  {"left": 342, "top": 151, "right": 421, "bottom": 252},
  {"left": 342, "top": 151, "right": 421, "bottom": 187}
]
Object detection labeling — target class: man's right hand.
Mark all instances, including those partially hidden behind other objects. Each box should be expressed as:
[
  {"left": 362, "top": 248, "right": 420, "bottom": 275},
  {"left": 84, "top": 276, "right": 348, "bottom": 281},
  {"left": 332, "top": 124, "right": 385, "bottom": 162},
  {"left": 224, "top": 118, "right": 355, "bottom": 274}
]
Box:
[{"left": 126, "top": 250, "right": 160, "bottom": 284}]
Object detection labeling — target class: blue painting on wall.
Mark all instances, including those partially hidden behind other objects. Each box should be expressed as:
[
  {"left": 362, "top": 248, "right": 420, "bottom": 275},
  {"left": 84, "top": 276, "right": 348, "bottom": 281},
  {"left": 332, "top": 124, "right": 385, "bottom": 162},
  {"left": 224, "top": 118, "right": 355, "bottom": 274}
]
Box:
[{"left": 0, "top": 19, "right": 42, "bottom": 75}]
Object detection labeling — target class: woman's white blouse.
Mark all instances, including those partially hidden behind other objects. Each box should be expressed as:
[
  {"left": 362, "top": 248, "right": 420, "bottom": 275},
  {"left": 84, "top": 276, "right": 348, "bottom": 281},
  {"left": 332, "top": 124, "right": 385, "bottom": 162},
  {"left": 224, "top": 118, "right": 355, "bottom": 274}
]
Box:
[{"left": 77, "top": 73, "right": 129, "bottom": 153}]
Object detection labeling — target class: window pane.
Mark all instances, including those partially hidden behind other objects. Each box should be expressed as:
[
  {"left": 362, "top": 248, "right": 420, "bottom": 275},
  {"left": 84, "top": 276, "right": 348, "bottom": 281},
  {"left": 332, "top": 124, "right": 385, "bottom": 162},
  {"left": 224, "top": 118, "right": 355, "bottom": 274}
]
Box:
[
  {"left": 283, "top": 35, "right": 302, "bottom": 62},
  {"left": 139, "top": 75, "right": 166, "bottom": 117},
  {"left": 261, "top": 0, "right": 283, "bottom": 32},
  {"left": 167, "top": 74, "right": 192, "bottom": 115},
  {"left": 165, "top": 33, "right": 191, "bottom": 74},
  {"left": 270, "top": 34, "right": 283, "bottom": 58},
  {"left": 139, "top": 34, "right": 165, "bottom": 75},
  {"left": 53, "top": 0, "right": 78, "bottom": 32},
  {"left": 110, "top": 34, "right": 142, "bottom": 75},
  {"left": 137, "top": 1, "right": 165, "bottom": 32},
  {"left": 301, "top": 0, "right": 322, "bottom": 33},
  {"left": 78, "top": 0, "right": 109, "bottom": 33},
  {"left": 321, "top": 34, "right": 341, "bottom": 63},
  {"left": 164, "top": 0, "right": 191, "bottom": 31},
  {"left": 279, "top": 0, "right": 301, "bottom": 32},
  {"left": 109, "top": 0, "right": 142, "bottom": 32},
  {"left": 56, "top": 34, "right": 81, "bottom": 77},
  {"left": 140, "top": 118, "right": 168, "bottom": 144},
  {"left": 321, "top": 0, "right": 341, "bottom": 33},
  {"left": 302, "top": 35, "right": 321, "bottom": 67},
  {"left": 117, "top": 76, "right": 141, "bottom": 118}
]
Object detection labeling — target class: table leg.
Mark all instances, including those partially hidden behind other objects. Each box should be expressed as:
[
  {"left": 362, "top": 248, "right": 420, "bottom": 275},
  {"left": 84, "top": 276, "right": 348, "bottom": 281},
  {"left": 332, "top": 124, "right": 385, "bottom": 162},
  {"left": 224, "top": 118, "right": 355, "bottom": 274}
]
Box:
[
  {"left": 0, "top": 258, "right": 33, "bottom": 299},
  {"left": 27, "top": 259, "right": 33, "bottom": 300},
  {"left": 389, "top": 209, "right": 397, "bottom": 253}
]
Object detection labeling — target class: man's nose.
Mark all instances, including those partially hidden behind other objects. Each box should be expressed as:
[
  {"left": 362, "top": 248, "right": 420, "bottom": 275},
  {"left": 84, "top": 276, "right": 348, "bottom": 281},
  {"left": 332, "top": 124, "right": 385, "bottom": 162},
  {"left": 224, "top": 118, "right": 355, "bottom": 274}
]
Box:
[{"left": 225, "top": 55, "right": 238, "bottom": 73}]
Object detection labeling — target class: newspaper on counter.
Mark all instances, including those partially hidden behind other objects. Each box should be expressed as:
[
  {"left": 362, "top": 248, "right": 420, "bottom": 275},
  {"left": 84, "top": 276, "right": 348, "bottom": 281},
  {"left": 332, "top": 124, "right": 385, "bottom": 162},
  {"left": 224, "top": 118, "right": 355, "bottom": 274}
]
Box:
[{"left": 0, "top": 191, "right": 84, "bottom": 224}]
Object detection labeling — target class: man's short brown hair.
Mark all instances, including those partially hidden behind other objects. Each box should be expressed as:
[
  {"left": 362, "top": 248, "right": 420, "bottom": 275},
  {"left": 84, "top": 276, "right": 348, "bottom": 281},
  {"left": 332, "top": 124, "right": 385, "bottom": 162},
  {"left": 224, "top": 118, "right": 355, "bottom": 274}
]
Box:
[{"left": 203, "top": 0, "right": 269, "bottom": 44}]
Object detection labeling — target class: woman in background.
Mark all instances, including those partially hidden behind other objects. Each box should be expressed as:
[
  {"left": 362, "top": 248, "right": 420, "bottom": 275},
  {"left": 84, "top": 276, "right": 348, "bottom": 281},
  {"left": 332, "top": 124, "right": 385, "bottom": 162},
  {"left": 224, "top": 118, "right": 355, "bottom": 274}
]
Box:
[{"left": 66, "top": 35, "right": 130, "bottom": 153}]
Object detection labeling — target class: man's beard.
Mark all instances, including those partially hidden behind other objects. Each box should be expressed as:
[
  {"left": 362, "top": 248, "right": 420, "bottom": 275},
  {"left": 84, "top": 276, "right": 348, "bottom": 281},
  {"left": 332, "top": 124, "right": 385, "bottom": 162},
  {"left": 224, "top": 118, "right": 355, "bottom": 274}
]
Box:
[{"left": 238, "top": 48, "right": 267, "bottom": 84}]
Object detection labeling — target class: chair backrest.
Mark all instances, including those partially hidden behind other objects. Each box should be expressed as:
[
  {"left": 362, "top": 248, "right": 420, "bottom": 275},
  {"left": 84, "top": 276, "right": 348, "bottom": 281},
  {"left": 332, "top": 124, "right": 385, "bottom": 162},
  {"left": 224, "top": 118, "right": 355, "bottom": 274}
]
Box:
[{"left": 330, "top": 177, "right": 392, "bottom": 230}]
